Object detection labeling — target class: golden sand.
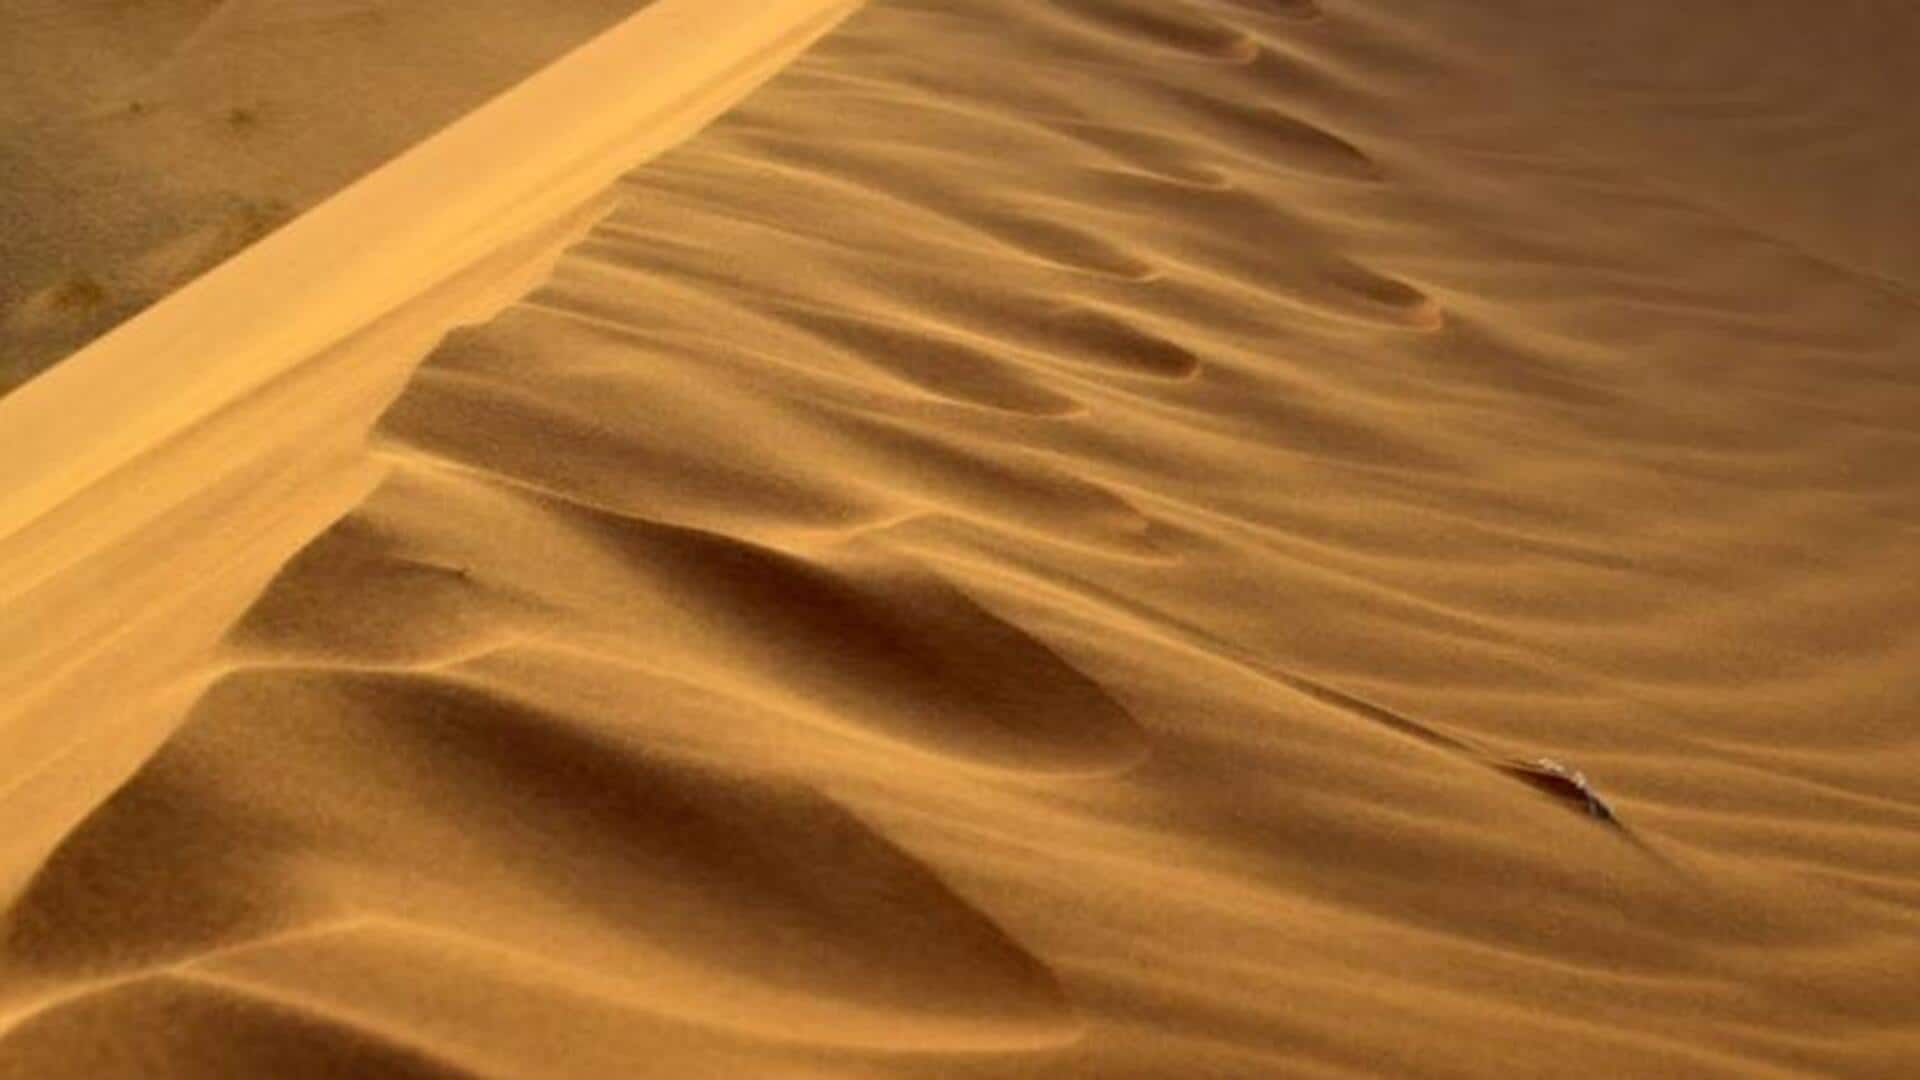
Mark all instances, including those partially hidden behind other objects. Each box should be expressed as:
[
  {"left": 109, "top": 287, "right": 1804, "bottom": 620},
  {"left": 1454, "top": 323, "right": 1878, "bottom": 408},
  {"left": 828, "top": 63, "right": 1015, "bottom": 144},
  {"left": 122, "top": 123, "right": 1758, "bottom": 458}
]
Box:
[{"left": 3, "top": 1, "right": 1917, "bottom": 1075}]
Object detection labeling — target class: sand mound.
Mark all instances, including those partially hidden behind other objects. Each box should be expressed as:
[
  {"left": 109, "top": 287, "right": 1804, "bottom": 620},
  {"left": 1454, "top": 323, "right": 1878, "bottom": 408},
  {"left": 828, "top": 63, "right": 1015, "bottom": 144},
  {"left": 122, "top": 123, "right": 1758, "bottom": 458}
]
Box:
[{"left": 4, "top": 0, "right": 1919, "bottom": 1075}]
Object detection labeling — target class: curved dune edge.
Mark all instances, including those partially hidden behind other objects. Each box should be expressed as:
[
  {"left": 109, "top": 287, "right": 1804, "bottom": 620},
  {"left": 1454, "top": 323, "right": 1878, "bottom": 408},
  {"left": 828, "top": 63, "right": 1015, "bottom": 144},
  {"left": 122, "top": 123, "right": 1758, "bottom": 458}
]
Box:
[
  {"left": 0, "top": 0, "right": 861, "bottom": 551},
  {"left": 0, "top": 0, "right": 860, "bottom": 902}
]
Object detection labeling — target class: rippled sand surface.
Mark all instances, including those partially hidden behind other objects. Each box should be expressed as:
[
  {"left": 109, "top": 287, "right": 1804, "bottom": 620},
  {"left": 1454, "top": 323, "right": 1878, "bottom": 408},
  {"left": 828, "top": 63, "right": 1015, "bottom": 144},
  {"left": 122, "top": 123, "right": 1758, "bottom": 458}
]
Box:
[{"left": 4, "top": 1, "right": 1918, "bottom": 1075}]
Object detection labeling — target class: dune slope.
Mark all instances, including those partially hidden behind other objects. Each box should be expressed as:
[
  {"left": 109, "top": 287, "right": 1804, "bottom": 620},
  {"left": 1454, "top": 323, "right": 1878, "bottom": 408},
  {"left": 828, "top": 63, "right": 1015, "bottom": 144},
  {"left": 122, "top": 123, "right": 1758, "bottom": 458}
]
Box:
[
  {"left": 0, "top": 0, "right": 667, "bottom": 390},
  {"left": 6, "top": 0, "right": 1920, "bottom": 1076}
]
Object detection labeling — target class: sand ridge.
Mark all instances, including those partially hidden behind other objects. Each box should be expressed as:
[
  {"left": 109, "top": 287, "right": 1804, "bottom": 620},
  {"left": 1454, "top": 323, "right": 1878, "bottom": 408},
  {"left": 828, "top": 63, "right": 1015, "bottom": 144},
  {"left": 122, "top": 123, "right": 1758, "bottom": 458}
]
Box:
[{"left": 5, "top": 0, "right": 1920, "bottom": 1075}]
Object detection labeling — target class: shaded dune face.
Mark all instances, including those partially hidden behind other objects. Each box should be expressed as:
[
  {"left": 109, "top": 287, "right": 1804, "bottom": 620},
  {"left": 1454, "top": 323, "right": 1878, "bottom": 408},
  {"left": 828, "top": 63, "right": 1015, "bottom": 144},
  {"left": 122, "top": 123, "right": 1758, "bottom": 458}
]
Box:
[
  {"left": 231, "top": 461, "right": 1148, "bottom": 776},
  {"left": 8, "top": 0, "right": 1920, "bottom": 1075},
  {"left": 5, "top": 670, "right": 1078, "bottom": 1049},
  {"left": 0, "top": 974, "right": 471, "bottom": 1080}
]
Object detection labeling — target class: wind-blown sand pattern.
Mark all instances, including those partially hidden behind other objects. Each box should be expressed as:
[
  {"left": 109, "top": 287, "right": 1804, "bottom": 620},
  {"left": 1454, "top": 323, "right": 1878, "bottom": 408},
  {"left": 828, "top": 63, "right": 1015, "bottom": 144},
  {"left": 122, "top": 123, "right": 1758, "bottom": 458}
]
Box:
[{"left": 4, "top": 0, "right": 1919, "bottom": 1076}]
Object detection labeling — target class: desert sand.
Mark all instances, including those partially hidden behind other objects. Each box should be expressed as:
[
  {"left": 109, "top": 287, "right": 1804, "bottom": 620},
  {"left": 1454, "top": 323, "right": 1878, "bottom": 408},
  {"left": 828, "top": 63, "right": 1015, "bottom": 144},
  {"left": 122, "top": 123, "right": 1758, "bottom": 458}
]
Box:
[
  {"left": 0, "top": 0, "right": 665, "bottom": 389},
  {"left": 3, "top": 0, "right": 1918, "bottom": 1076}
]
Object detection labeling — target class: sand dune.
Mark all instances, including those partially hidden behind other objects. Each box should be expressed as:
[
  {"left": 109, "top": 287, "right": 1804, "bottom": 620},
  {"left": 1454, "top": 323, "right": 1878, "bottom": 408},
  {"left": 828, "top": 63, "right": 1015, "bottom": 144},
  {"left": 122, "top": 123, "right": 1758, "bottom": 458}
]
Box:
[
  {"left": 0, "top": 0, "right": 669, "bottom": 390},
  {"left": 4, "top": 0, "right": 1919, "bottom": 1075}
]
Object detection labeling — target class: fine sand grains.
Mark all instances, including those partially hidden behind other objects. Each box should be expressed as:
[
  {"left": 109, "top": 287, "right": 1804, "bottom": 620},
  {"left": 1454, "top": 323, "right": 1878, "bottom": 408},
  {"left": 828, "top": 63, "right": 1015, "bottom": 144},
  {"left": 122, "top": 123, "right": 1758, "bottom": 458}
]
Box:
[
  {"left": 0, "top": 0, "right": 663, "bottom": 390},
  {"left": 5, "top": 0, "right": 1920, "bottom": 1076}
]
